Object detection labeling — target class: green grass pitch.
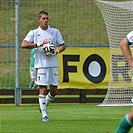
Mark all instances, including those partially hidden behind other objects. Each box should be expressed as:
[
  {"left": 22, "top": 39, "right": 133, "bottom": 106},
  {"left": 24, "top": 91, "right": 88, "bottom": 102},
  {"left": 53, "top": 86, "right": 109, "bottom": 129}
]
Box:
[{"left": 1, "top": 103, "right": 133, "bottom": 133}]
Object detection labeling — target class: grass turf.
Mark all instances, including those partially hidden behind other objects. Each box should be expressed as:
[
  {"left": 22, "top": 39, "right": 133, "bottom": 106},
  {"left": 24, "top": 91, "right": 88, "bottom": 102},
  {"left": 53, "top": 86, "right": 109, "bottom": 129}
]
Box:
[{"left": 1, "top": 103, "right": 133, "bottom": 133}]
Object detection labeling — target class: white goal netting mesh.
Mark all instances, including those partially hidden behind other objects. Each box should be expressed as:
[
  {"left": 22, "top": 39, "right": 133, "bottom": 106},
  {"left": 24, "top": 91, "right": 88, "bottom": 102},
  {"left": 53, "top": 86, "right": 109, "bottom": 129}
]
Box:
[{"left": 95, "top": 0, "right": 133, "bottom": 106}]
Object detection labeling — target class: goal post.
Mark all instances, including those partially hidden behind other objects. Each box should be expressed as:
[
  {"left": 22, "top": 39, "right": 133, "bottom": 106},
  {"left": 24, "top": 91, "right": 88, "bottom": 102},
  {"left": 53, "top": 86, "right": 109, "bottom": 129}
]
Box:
[
  {"left": 15, "top": 0, "right": 21, "bottom": 106},
  {"left": 95, "top": 0, "right": 133, "bottom": 106}
]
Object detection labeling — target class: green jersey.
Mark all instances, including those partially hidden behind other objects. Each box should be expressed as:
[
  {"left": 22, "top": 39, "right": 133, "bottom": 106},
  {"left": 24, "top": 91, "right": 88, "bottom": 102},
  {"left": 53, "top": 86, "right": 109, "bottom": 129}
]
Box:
[{"left": 30, "top": 48, "right": 35, "bottom": 68}]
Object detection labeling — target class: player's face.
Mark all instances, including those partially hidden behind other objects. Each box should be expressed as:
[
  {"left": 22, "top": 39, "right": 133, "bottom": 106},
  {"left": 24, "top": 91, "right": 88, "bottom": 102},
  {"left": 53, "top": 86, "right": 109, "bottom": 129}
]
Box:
[{"left": 38, "top": 14, "right": 49, "bottom": 30}]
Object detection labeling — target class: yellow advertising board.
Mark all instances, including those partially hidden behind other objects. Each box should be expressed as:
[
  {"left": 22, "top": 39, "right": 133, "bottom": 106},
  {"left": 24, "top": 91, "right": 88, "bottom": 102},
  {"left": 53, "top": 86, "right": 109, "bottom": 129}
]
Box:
[{"left": 58, "top": 48, "right": 110, "bottom": 89}]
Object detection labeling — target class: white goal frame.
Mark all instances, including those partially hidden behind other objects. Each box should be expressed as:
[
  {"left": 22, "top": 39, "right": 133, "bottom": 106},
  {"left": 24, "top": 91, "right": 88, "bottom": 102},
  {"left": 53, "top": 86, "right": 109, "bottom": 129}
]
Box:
[{"left": 95, "top": 0, "right": 133, "bottom": 106}]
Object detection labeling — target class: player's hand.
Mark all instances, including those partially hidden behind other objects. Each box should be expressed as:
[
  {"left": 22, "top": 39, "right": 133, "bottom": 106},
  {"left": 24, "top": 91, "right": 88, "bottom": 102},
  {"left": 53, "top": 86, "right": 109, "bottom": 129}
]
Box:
[
  {"left": 51, "top": 50, "right": 59, "bottom": 55},
  {"left": 45, "top": 52, "right": 52, "bottom": 56},
  {"left": 36, "top": 39, "right": 51, "bottom": 47},
  {"left": 45, "top": 50, "right": 59, "bottom": 56},
  {"left": 42, "top": 39, "right": 51, "bottom": 45}
]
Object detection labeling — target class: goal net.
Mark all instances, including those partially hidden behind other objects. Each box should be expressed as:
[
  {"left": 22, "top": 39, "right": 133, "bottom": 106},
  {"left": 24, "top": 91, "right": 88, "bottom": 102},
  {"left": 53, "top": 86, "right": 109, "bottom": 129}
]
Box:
[{"left": 95, "top": 0, "right": 133, "bottom": 106}]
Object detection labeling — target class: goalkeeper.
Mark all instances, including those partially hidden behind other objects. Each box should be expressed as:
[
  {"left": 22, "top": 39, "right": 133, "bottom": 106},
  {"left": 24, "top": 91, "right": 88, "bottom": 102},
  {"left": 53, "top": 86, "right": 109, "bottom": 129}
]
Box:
[
  {"left": 29, "top": 48, "right": 38, "bottom": 90},
  {"left": 21, "top": 11, "right": 65, "bottom": 122},
  {"left": 115, "top": 31, "right": 133, "bottom": 133}
]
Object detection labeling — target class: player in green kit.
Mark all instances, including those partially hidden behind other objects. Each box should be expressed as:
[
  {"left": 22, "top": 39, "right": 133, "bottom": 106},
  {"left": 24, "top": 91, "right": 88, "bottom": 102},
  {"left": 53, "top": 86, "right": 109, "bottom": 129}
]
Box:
[
  {"left": 115, "top": 31, "right": 133, "bottom": 133},
  {"left": 29, "top": 48, "right": 38, "bottom": 90}
]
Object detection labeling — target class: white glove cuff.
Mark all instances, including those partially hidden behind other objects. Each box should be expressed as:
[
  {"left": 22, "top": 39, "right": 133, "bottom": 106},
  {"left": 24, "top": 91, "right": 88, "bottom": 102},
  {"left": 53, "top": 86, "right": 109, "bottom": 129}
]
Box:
[{"left": 36, "top": 42, "right": 41, "bottom": 47}]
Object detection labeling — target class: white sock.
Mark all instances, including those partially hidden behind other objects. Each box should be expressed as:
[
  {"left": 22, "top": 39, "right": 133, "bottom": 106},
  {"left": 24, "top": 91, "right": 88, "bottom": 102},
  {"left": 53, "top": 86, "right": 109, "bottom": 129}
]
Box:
[
  {"left": 46, "top": 92, "right": 54, "bottom": 106},
  {"left": 39, "top": 94, "right": 48, "bottom": 118},
  {"left": 126, "top": 114, "right": 132, "bottom": 125}
]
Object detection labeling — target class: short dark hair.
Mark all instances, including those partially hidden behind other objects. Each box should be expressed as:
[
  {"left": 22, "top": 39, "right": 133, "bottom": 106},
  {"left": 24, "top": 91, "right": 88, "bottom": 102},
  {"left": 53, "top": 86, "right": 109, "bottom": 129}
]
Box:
[{"left": 38, "top": 11, "right": 48, "bottom": 18}]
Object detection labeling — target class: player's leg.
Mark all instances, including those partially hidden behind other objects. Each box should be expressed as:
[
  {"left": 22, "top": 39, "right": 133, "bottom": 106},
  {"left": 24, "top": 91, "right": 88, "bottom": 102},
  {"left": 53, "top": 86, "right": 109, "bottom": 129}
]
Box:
[
  {"left": 39, "top": 86, "right": 49, "bottom": 122},
  {"left": 46, "top": 85, "right": 57, "bottom": 106},
  {"left": 35, "top": 68, "right": 50, "bottom": 122},
  {"left": 34, "top": 83, "right": 38, "bottom": 89},
  {"left": 115, "top": 107, "right": 133, "bottom": 133},
  {"left": 46, "top": 67, "right": 58, "bottom": 106}
]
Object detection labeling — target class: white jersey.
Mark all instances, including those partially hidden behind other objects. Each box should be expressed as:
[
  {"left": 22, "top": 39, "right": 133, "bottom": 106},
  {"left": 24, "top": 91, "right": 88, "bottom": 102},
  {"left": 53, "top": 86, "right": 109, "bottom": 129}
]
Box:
[
  {"left": 24, "top": 26, "right": 64, "bottom": 68},
  {"left": 126, "top": 31, "right": 133, "bottom": 45}
]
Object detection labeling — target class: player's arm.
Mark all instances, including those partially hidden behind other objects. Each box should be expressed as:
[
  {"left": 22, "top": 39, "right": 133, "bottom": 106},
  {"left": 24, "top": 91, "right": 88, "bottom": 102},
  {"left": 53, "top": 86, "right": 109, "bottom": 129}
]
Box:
[
  {"left": 50, "top": 43, "right": 65, "bottom": 55},
  {"left": 22, "top": 39, "right": 51, "bottom": 49},
  {"left": 120, "top": 37, "right": 133, "bottom": 71},
  {"left": 55, "top": 30, "right": 65, "bottom": 54},
  {"left": 22, "top": 30, "right": 37, "bottom": 49},
  {"left": 58, "top": 43, "right": 65, "bottom": 53},
  {"left": 22, "top": 40, "right": 37, "bottom": 49},
  {"left": 55, "top": 43, "right": 65, "bottom": 55},
  {"left": 22, "top": 30, "right": 51, "bottom": 49}
]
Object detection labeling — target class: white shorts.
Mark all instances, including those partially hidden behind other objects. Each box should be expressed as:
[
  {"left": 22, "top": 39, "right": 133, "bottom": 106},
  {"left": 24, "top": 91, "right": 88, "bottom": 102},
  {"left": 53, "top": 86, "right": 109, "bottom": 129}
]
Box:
[
  {"left": 35, "top": 67, "right": 59, "bottom": 86},
  {"left": 30, "top": 67, "right": 35, "bottom": 79}
]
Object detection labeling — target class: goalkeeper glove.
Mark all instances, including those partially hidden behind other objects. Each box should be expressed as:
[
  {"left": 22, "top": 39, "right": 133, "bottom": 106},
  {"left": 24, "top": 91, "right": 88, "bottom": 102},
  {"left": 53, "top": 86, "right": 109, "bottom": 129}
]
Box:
[
  {"left": 36, "top": 41, "right": 44, "bottom": 47},
  {"left": 51, "top": 50, "right": 59, "bottom": 55},
  {"left": 45, "top": 50, "right": 59, "bottom": 56}
]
